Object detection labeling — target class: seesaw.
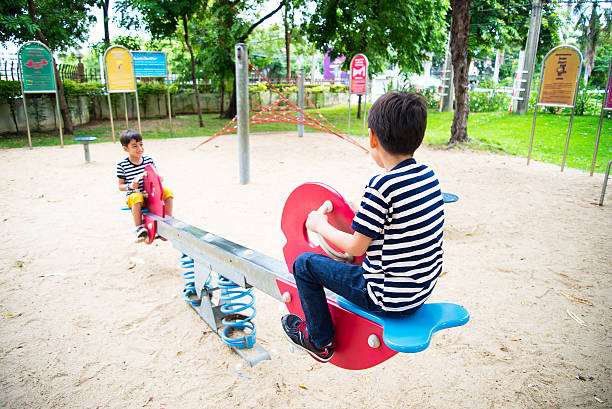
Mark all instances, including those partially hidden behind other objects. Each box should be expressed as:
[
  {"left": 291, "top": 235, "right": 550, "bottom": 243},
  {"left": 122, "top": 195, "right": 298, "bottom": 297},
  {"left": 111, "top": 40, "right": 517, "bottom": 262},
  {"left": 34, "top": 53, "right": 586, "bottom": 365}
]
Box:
[{"left": 139, "top": 164, "right": 469, "bottom": 370}]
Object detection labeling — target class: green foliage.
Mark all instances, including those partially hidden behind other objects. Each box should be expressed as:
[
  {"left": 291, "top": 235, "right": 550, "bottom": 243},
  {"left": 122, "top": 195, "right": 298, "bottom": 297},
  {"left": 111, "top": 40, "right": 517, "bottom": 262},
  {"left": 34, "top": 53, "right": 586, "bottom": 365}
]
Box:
[
  {"left": 469, "top": 91, "right": 510, "bottom": 112},
  {"left": 62, "top": 80, "right": 105, "bottom": 97},
  {"left": 305, "top": 0, "right": 449, "bottom": 75},
  {"left": 0, "top": 0, "right": 96, "bottom": 52},
  {"left": 0, "top": 80, "right": 21, "bottom": 99}
]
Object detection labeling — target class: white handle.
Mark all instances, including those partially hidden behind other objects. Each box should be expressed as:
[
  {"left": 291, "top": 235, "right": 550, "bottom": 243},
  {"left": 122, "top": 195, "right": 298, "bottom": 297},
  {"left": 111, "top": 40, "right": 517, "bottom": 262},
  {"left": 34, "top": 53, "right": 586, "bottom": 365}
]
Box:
[{"left": 311, "top": 200, "right": 354, "bottom": 263}]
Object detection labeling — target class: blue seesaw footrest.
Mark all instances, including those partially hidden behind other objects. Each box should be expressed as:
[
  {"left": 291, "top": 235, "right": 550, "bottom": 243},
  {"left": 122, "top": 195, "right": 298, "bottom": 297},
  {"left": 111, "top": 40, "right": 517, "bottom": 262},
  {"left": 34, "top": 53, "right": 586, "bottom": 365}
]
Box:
[{"left": 337, "top": 297, "right": 469, "bottom": 353}]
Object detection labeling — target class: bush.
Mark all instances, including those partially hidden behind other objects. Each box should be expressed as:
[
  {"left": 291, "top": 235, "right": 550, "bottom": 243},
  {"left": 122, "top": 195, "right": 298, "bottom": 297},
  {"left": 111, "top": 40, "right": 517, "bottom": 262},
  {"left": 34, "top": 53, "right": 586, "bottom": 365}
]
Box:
[
  {"left": 470, "top": 91, "right": 510, "bottom": 112},
  {"left": 0, "top": 80, "right": 21, "bottom": 99}
]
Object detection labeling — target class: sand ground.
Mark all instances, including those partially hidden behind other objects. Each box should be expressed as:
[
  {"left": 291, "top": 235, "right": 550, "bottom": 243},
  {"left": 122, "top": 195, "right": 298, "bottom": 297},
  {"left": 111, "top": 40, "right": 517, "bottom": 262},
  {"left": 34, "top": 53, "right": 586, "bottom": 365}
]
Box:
[{"left": 0, "top": 131, "right": 610, "bottom": 408}]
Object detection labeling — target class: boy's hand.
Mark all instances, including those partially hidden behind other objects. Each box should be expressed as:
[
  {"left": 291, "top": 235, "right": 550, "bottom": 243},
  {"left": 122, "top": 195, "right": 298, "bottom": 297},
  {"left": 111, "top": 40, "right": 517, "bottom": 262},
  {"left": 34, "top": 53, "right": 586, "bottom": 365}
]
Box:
[
  {"left": 128, "top": 180, "right": 139, "bottom": 191},
  {"left": 306, "top": 211, "right": 328, "bottom": 233}
]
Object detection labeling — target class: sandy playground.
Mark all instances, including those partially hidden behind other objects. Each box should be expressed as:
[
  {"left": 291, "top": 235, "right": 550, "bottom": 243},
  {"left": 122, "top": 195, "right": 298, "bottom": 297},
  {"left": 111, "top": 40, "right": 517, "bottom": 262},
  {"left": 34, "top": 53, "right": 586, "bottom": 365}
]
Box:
[{"left": 0, "top": 130, "right": 610, "bottom": 408}]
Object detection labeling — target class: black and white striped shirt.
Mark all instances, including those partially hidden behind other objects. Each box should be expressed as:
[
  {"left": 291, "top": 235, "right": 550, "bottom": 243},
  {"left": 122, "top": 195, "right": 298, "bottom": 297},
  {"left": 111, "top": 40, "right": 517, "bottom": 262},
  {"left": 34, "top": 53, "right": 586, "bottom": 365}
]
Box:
[
  {"left": 351, "top": 158, "right": 444, "bottom": 313},
  {"left": 116, "top": 155, "right": 155, "bottom": 195}
]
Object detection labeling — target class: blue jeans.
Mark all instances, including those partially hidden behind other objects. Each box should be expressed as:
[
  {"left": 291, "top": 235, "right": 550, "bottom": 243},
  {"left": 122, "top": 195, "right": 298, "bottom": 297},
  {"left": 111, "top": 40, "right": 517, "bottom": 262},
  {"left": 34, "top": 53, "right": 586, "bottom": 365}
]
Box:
[{"left": 293, "top": 252, "right": 387, "bottom": 348}]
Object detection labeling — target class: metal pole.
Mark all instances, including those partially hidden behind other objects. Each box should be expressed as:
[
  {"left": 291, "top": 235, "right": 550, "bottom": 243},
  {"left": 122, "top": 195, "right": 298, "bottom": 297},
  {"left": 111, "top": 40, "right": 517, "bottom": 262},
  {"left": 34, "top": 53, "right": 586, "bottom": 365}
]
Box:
[
  {"left": 134, "top": 91, "right": 142, "bottom": 135},
  {"left": 560, "top": 107, "right": 575, "bottom": 171},
  {"left": 297, "top": 69, "right": 304, "bottom": 138},
  {"left": 516, "top": 0, "right": 542, "bottom": 115},
  {"left": 107, "top": 92, "right": 115, "bottom": 142},
  {"left": 22, "top": 94, "right": 32, "bottom": 149},
  {"left": 167, "top": 81, "right": 173, "bottom": 136},
  {"left": 348, "top": 95, "right": 351, "bottom": 137},
  {"left": 54, "top": 92, "right": 64, "bottom": 147},
  {"left": 600, "top": 159, "right": 612, "bottom": 205},
  {"left": 235, "top": 43, "right": 250, "bottom": 185},
  {"left": 591, "top": 61, "right": 611, "bottom": 176},
  {"left": 527, "top": 105, "right": 538, "bottom": 165},
  {"left": 123, "top": 92, "right": 129, "bottom": 128}
]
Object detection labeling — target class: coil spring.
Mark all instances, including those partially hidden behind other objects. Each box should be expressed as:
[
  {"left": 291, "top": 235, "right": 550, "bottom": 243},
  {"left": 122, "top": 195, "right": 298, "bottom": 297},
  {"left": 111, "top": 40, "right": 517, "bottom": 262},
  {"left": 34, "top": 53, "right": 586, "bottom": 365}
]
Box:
[
  {"left": 217, "top": 275, "right": 257, "bottom": 349},
  {"left": 179, "top": 254, "right": 211, "bottom": 307}
]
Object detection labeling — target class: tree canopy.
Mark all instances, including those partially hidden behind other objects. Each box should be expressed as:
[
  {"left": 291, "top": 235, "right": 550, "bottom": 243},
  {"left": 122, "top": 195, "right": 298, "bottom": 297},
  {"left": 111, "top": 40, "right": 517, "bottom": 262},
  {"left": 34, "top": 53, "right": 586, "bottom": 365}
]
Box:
[{"left": 304, "top": 0, "right": 449, "bottom": 75}]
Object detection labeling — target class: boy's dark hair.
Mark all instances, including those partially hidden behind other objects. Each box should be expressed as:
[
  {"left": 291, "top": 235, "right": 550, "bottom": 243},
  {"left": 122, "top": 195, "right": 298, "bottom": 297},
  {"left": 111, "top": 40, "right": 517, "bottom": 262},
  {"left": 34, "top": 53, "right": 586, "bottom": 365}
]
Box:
[
  {"left": 367, "top": 91, "right": 427, "bottom": 155},
  {"left": 120, "top": 130, "right": 142, "bottom": 147}
]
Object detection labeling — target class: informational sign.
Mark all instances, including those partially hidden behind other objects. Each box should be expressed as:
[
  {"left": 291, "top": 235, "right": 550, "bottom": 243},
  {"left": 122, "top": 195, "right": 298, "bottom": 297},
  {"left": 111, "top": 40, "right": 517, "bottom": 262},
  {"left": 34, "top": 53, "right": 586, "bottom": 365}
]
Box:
[
  {"left": 539, "top": 47, "right": 581, "bottom": 106},
  {"left": 105, "top": 46, "right": 136, "bottom": 92},
  {"left": 350, "top": 54, "right": 368, "bottom": 94},
  {"left": 132, "top": 51, "right": 167, "bottom": 77},
  {"left": 19, "top": 42, "right": 56, "bottom": 93},
  {"left": 324, "top": 52, "right": 346, "bottom": 81}
]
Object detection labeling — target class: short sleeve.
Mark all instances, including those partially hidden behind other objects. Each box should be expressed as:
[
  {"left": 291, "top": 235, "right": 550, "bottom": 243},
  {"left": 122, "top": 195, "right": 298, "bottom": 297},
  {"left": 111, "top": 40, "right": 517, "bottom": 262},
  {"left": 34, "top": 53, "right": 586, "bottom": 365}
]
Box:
[
  {"left": 351, "top": 183, "right": 389, "bottom": 239},
  {"left": 116, "top": 162, "right": 125, "bottom": 179}
]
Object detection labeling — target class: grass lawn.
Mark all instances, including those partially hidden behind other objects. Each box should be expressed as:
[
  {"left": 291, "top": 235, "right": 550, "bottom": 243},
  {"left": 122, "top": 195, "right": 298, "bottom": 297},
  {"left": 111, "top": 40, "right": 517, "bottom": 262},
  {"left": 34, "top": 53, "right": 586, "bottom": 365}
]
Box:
[{"left": 2, "top": 105, "right": 610, "bottom": 173}]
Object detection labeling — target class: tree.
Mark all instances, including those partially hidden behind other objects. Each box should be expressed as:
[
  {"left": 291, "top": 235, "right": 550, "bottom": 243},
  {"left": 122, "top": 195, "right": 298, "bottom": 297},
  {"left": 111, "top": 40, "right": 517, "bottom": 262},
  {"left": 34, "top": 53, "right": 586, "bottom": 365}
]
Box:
[
  {"left": 117, "top": 0, "right": 208, "bottom": 127},
  {"left": 447, "top": 0, "right": 562, "bottom": 144},
  {"left": 194, "top": 0, "right": 286, "bottom": 119},
  {"left": 448, "top": 0, "right": 470, "bottom": 145},
  {"left": 571, "top": 0, "right": 612, "bottom": 85},
  {"left": 1, "top": 0, "right": 96, "bottom": 135},
  {"left": 304, "top": 0, "right": 449, "bottom": 119}
]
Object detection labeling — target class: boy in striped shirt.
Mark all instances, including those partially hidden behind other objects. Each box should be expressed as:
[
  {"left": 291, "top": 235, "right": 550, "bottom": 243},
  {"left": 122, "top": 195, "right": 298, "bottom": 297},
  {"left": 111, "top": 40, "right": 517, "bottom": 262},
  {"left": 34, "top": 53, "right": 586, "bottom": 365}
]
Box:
[
  {"left": 282, "top": 92, "right": 444, "bottom": 362},
  {"left": 117, "top": 130, "right": 174, "bottom": 242}
]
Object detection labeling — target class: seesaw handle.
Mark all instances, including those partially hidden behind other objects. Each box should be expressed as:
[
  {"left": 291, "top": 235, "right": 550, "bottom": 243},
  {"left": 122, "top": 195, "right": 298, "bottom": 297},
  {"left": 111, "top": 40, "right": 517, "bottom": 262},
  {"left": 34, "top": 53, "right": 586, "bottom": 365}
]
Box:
[{"left": 311, "top": 200, "right": 355, "bottom": 263}]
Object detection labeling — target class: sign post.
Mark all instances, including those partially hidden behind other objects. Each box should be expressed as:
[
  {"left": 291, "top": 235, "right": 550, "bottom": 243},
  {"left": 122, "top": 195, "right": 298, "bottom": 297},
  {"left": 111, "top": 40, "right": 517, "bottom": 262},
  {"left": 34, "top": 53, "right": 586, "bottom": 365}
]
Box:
[
  {"left": 131, "top": 51, "right": 172, "bottom": 135},
  {"left": 17, "top": 41, "right": 63, "bottom": 149},
  {"left": 527, "top": 45, "right": 582, "bottom": 171},
  {"left": 104, "top": 45, "right": 140, "bottom": 142},
  {"left": 348, "top": 54, "right": 369, "bottom": 138},
  {"left": 590, "top": 59, "right": 612, "bottom": 176}
]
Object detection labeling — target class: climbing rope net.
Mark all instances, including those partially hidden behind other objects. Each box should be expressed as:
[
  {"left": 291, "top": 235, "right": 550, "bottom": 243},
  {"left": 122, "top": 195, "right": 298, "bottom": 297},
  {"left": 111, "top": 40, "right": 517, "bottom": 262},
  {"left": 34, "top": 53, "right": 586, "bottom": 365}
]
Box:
[{"left": 193, "top": 61, "right": 368, "bottom": 152}]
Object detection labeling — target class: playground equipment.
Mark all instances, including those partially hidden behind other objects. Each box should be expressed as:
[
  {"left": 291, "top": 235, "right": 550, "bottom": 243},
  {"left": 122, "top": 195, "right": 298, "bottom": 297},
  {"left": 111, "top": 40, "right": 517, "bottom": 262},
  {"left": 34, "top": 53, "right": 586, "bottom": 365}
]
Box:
[
  {"left": 74, "top": 137, "right": 97, "bottom": 163},
  {"left": 139, "top": 164, "right": 469, "bottom": 369}
]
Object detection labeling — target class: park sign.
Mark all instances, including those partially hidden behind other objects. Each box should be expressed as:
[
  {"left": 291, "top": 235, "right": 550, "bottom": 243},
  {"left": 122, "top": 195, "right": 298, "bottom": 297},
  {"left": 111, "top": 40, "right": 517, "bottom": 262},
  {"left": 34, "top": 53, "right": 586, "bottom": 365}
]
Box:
[
  {"left": 104, "top": 45, "right": 136, "bottom": 92},
  {"left": 350, "top": 54, "right": 368, "bottom": 95},
  {"left": 539, "top": 46, "right": 581, "bottom": 106},
  {"left": 18, "top": 42, "right": 56, "bottom": 93},
  {"left": 528, "top": 45, "right": 583, "bottom": 171},
  {"left": 131, "top": 51, "right": 167, "bottom": 78},
  {"left": 17, "top": 41, "right": 63, "bottom": 149},
  {"left": 606, "top": 60, "right": 612, "bottom": 110}
]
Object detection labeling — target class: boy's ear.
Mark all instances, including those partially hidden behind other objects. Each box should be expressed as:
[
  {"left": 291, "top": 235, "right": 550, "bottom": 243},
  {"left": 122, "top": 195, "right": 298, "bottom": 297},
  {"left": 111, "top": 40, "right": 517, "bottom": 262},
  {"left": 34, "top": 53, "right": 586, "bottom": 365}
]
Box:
[
  {"left": 368, "top": 128, "right": 378, "bottom": 149},
  {"left": 122, "top": 145, "right": 128, "bottom": 152}
]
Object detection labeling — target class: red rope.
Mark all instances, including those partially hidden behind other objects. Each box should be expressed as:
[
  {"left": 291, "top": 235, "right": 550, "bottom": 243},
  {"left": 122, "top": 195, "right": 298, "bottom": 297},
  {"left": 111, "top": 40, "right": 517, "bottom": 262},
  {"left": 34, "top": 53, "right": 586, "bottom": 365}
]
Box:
[{"left": 193, "top": 61, "right": 369, "bottom": 152}]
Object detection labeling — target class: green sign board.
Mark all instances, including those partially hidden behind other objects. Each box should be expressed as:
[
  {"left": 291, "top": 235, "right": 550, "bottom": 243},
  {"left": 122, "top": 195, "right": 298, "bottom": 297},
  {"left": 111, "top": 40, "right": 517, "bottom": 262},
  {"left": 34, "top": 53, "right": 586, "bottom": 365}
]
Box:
[{"left": 19, "top": 42, "right": 56, "bottom": 93}]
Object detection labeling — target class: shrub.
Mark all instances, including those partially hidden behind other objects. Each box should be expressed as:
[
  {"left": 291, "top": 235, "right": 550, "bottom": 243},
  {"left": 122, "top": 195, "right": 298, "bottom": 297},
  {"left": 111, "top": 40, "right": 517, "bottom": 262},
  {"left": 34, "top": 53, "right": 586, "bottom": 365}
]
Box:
[{"left": 470, "top": 91, "right": 510, "bottom": 112}]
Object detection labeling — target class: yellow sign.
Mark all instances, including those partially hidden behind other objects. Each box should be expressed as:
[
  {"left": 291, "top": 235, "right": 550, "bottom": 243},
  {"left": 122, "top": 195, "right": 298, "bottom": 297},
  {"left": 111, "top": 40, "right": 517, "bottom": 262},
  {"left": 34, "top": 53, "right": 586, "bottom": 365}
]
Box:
[
  {"left": 105, "top": 46, "right": 135, "bottom": 92},
  {"left": 539, "top": 47, "right": 581, "bottom": 106}
]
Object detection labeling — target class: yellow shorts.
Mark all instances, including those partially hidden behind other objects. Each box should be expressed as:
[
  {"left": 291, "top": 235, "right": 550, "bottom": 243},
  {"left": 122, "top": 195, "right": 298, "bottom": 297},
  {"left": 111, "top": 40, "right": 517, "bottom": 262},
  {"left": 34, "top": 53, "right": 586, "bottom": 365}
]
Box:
[{"left": 126, "top": 187, "right": 174, "bottom": 208}]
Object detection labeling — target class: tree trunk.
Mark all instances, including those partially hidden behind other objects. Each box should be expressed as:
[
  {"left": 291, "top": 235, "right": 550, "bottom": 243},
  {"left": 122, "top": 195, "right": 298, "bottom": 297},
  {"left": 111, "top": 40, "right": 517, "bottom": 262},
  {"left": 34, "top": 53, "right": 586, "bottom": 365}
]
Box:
[
  {"left": 219, "top": 81, "right": 225, "bottom": 116},
  {"left": 26, "top": 0, "right": 74, "bottom": 134},
  {"left": 182, "top": 14, "right": 203, "bottom": 127},
  {"left": 102, "top": 0, "right": 110, "bottom": 47},
  {"left": 284, "top": 5, "right": 291, "bottom": 82},
  {"left": 448, "top": 0, "right": 471, "bottom": 145},
  {"left": 222, "top": 74, "right": 237, "bottom": 119}
]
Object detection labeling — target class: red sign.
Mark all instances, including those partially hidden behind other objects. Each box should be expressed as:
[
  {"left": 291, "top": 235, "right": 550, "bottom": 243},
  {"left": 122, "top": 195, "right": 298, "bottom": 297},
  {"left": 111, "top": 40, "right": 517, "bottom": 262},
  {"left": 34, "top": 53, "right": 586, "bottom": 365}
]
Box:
[{"left": 350, "top": 54, "right": 368, "bottom": 94}]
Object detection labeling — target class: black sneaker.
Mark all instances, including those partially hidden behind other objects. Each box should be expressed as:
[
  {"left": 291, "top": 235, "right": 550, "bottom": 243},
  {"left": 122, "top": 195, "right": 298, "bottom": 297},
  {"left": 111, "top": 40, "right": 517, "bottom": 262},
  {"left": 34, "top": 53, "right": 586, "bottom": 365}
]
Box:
[
  {"left": 135, "top": 225, "right": 148, "bottom": 243},
  {"left": 281, "top": 314, "right": 334, "bottom": 362}
]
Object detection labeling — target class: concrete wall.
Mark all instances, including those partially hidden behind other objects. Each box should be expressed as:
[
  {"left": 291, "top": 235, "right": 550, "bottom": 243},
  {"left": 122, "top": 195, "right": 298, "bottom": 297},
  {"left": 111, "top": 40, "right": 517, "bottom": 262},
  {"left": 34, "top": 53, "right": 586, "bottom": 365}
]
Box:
[
  {"left": 0, "top": 96, "right": 89, "bottom": 134},
  {"left": 0, "top": 91, "right": 349, "bottom": 134}
]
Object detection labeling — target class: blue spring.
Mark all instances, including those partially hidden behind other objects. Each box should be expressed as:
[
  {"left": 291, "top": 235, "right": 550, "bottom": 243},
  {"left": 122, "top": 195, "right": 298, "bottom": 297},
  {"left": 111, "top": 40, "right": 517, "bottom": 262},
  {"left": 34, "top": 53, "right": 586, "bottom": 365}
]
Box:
[
  {"left": 217, "top": 275, "right": 257, "bottom": 349},
  {"left": 179, "top": 254, "right": 212, "bottom": 307}
]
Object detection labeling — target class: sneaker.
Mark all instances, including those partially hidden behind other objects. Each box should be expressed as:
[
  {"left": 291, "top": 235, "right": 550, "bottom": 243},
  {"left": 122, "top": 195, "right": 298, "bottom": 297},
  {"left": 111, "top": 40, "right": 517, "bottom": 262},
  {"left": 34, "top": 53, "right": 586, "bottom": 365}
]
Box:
[
  {"left": 281, "top": 314, "right": 334, "bottom": 362},
  {"left": 135, "top": 225, "right": 148, "bottom": 243}
]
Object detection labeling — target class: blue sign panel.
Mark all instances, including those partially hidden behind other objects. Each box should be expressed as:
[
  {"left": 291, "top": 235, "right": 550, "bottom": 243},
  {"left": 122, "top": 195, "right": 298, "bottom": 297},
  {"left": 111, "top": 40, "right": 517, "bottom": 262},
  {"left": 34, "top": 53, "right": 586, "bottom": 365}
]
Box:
[{"left": 131, "top": 51, "right": 167, "bottom": 77}]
